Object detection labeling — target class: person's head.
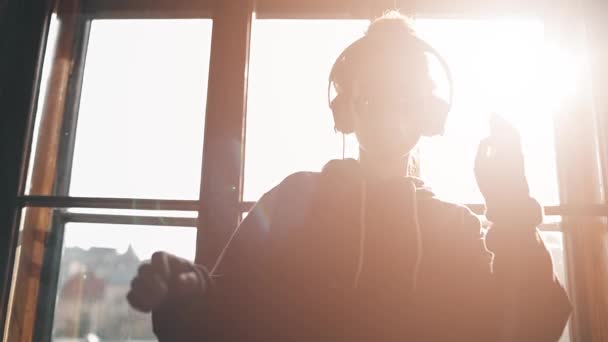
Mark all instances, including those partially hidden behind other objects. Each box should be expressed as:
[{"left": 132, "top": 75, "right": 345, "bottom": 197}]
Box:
[{"left": 329, "top": 11, "right": 451, "bottom": 160}]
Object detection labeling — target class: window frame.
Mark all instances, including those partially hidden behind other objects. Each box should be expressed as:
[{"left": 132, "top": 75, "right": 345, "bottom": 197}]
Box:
[
  {"left": 30, "top": 12, "right": 91, "bottom": 341},
  {"left": 5, "top": 0, "right": 608, "bottom": 341}
]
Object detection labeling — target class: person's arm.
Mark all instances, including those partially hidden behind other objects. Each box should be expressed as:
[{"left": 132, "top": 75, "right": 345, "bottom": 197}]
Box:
[
  {"left": 148, "top": 186, "right": 278, "bottom": 341},
  {"left": 474, "top": 114, "right": 571, "bottom": 340},
  {"left": 149, "top": 171, "right": 319, "bottom": 341},
  {"left": 150, "top": 259, "right": 217, "bottom": 341},
  {"left": 484, "top": 197, "right": 571, "bottom": 341}
]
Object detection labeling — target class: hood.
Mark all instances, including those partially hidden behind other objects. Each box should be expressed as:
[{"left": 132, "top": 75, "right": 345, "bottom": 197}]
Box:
[{"left": 322, "top": 158, "right": 436, "bottom": 199}]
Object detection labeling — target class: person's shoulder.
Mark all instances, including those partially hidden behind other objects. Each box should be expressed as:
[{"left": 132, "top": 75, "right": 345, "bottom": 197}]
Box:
[
  {"left": 272, "top": 158, "right": 360, "bottom": 194},
  {"left": 258, "top": 171, "right": 322, "bottom": 208},
  {"left": 279, "top": 170, "right": 321, "bottom": 187},
  {"left": 268, "top": 171, "right": 322, "bottom": 199}
]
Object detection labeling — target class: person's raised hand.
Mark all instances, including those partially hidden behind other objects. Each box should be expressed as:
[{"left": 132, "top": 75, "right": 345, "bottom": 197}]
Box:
[
  {"left": 474, "top": 114, "right": 530, "bottom": 208},
  {"left": 126, "top": 251, "right": 203, "bottom": 313}
]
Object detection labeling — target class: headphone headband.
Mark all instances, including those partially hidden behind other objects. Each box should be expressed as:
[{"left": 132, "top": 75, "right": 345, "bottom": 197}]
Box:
[{"left": 328, "top": 33, "right": 454, "bottom": 116}]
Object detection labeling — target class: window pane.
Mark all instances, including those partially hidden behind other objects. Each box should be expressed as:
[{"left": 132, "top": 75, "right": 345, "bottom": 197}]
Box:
[
  {"left": 414, "top": 19, "right": 558, "bottom": 205},
  {"left": 244, "top": 20, "right": 368, "bottom": 201},
  {"left": 244, "top": 19, "right": 560, "bottom": 205},
  {"left": 69, "top": 19, "right": 212, "bottom": 200},
  {"left": 53, "top": 223, "right": 195, "bottom": 341},
  {"left": 6, "top": 207, "right": 195, "bottom": 341}
]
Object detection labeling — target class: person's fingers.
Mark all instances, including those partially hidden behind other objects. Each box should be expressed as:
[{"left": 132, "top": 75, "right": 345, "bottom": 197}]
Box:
[
  {"left": 493, "top": 138, "right": 525, "bottom": 172},
  {"left": 165, "top": 252, "right": 193, "bottom": 274},
  {"left": 475, "top": 138, "right": 491, "bottom": 171},
  {"left": 128, "top": 253, "right": 200, "bottom": 313},
  {"left": 130, "top": 262, "right": 170, "bottom": 303},
  {"left": 489, "top": 114, "right": 523, "bottom": 155},
  {"left": 126, "top": 289, "right": 151, "bottom": 312},
  {"left": 137, "top": 262, "right": 154, "bottom": 278},
  {"left": 127, "top": 282, "right": 156, "bottom": 313},
  {"left": 151, "top": 251, "right": 193, "bottom": 279},
  {"left": 128, "top": 273, "right": 168, "bottom": 312},
  {"left": 131, "top": 272, "right": 167, "bottom": 295},
  {"left": 127, "top": 285, "right": 164, "bottom": 313},
  {"left": 151, "top": 251, "right": 171, "bottom": 280},
  {"left": 176, "top": 271, "right": 204, "bottom": 296},
  {"left": 133, "top": 263, "right": 168, "bottom": 300}
]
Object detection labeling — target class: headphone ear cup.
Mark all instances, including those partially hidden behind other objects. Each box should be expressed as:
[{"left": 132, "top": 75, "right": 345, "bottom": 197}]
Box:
[
  {"left": 330, "top": 94, "right": 355, "bottom": 134},
  {"left": 419, "top": 96, "right": 450, "bottom": 136}
]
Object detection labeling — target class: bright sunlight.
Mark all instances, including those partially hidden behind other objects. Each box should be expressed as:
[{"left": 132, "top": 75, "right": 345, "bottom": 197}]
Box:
[
  {"left": 245, "top": 18, "right": 581, "bottom": 206},
  {"left": 66, "top": 18, "right": 582, "bottom": 261}
]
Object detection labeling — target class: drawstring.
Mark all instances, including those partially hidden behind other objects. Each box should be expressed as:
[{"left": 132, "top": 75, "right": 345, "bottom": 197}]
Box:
[
  {"left": 409, "top": 179, "right": 423, "bottom": 294},
  {"left": 353, "top": 178, "right": 423, "bottom": 295},
  {"left": 354, "top": 180, "right": 367, "bottom": 288}
]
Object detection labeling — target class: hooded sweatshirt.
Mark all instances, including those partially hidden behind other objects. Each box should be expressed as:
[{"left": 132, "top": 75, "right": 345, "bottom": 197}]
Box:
[{"left": 152, "top": 158, "right": 571, "bottom": 341}]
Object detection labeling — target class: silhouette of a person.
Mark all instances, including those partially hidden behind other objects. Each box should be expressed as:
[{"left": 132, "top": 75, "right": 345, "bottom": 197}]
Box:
[{"left": 127, "top": 12, "right": 571, "bottom": 341}]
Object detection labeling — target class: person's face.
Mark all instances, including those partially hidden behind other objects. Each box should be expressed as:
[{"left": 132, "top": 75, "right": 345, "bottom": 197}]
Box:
[{"left": 350, "top": 55, "right": 430, "bottom": 159}]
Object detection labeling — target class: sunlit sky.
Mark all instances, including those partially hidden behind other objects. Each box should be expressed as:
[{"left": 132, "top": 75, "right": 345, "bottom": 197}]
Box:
[{"left": 32, "top": 17, "right": 582, "bottom": 261}]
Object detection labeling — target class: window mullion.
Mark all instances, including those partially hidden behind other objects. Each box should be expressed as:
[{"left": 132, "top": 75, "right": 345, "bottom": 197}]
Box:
[
  {"left": 31, "top": 14, "right": 91, "bottom": 342},
  {"left": 61, "top": 212, "right": 197, "bottom": 227},
  {"left": 5, "top": 0, "right": 83, "bottom": 340},
  {"left": 18, "top": 195, "right": 200, "bottom": 211},
  {"left": 53, "top": 16, "right": 91, "bottom": 198},
  {"left": 197, "top": 0, "right": 253, "bottom": 266}
]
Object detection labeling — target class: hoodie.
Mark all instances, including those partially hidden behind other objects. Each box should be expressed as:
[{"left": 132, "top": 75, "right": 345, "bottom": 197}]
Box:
[{"left": 152, "top": 158, "right": 571, "bottom": 341}]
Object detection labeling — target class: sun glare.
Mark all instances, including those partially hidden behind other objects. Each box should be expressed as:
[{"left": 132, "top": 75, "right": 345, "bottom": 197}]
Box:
[
  {"left": 245, "top": 18, "right": 577, "bottom": 205},
  {"left": 413, "top": 18, "right": 550, "bottom": 204},
  {"left": 63, "top": 17, "right": 584, "bottom": 258}
]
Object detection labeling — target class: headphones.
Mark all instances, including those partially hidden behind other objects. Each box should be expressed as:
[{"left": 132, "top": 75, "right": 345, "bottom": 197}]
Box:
[{"left": 328, "top": 33, "right": 454, "bottom": 136}]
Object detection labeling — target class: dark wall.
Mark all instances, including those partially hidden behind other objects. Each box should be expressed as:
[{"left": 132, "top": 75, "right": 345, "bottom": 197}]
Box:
[{"left": 0, "top": 0, "right": 51, "bottom": 335}]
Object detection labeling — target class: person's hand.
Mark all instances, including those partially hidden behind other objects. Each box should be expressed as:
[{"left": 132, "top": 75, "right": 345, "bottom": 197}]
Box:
[
  {"left": 127, "top": 251, "right": 203, "bottom": 313},
  {"left": 475, "top": 114, "right": 530, "bottom": 208}
]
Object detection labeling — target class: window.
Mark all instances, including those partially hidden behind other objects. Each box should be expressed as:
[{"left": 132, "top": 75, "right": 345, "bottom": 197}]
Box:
[
  {"left": 7, "top": 2, "right": 604, "bottom": 341},
  {"left": 27, "top": 19, "right": 213, "bottom": 200},
  {"left": 51, "top": 18, "right": 211, "bottom": 340},
  {"left": 8, "top": 17, "right": 212, "bottom": 342},
  {"left": 54, "top": 222, "right": 195, "bottom": 340}
]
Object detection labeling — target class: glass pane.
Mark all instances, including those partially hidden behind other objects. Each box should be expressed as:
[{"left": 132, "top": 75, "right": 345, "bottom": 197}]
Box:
[
  {"left": 244, "top": 20, "right": 368, "bottom": 201},
  {"left": 6, "top": 207, "right": 195, "bottom": 341},
  {"left": 69, "top": 19, "right": 212, "bottom": 200},
  {"left": 244, "top": 19, "right": 560, "bottom": 206},
  {"left": 53, "top": 223, "right": 195, "bottom": 340},
  {"left": 414, "top": 19, "right": 558, "bottom": 205}
]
